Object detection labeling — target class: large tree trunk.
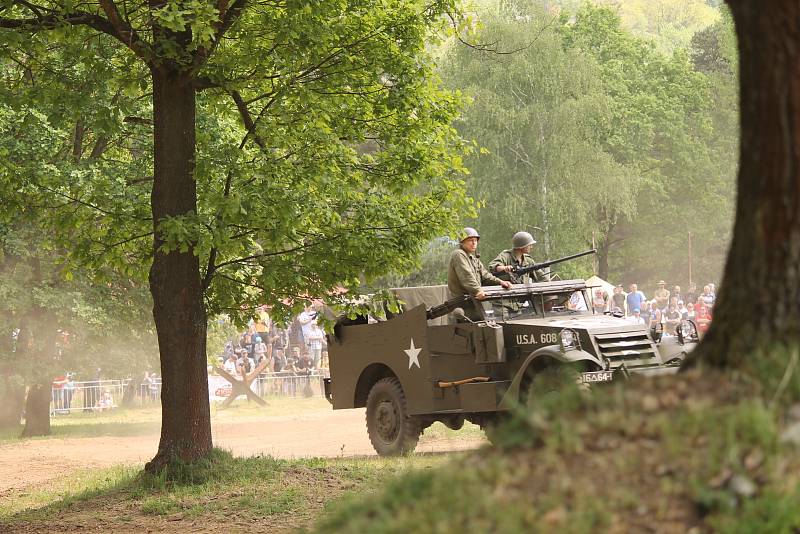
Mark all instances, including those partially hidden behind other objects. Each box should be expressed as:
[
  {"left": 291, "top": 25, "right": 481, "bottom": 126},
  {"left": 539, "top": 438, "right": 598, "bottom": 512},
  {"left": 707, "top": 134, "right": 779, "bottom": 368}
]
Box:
[
  {"left": 145, "top": 63, "right": 212, "bottom": 472},
  {"left": 21, "top": 382, "right": 51, "bottom": 437},
  {"left": 692, "top": 2, "right": 800, "bottom": 366},
  {"left": 0, "top": 379, "right": 26, "bottom": 428}
]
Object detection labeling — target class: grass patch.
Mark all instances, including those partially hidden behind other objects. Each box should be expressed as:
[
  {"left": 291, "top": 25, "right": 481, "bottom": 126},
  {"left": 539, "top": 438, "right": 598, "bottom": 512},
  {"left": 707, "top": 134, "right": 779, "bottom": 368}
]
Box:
[
  {"left": 709, "top": 488, "right": 800, "bottom": 533},
  {"left": 308, "top": 370, "right": 800, "bottom": 533},
  {"left": 0, "top": 425, "right": 23, "bottom": 441},
  {"left": 0, "top": 408, "right": 163, "bottom": 444},
  {"left": 315, "top": 453, "right": 610, "bottom": 533},
  {"left": 1, "top": 448, "right": 451, "bottom": 532},
  {"left": 0, "top": 465, "right": 140, "bottom": 519},
  {"left": 419, "top": 421, "right": 485, "bottom": 442},
  {"left": 11, "top": 366, "right": 800, "bottom": 532}
]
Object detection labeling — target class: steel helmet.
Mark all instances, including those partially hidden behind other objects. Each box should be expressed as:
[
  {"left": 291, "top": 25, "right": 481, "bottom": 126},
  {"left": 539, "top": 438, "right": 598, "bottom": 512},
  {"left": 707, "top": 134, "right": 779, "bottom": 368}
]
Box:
[
  {"left": 460, "top": 227, "right": 480, "bottom": 242},
  {"left": 512, "top": 231, "right": 536, "bottom": 249}
]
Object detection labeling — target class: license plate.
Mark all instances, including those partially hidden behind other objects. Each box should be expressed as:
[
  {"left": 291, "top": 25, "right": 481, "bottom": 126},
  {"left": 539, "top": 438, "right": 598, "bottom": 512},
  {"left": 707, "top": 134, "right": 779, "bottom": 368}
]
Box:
[{"left": 579, "top": 371, "right": 614, "bottom": 384}]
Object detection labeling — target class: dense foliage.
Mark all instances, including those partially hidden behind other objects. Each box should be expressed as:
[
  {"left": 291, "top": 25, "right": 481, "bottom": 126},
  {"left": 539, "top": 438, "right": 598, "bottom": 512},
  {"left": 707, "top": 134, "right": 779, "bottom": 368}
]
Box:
[
  {"left": 0, "top": 0, "right": 474, "bottom": 323},
  {"left": 388, "top": 1, "right": 737, "bottom": 288}
]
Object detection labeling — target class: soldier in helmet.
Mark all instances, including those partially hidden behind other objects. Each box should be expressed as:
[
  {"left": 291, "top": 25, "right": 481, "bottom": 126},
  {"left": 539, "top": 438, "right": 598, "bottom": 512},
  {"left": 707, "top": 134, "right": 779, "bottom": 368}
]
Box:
[
  {"left": 447, "top": 227, "right": 511, "bottom": 307},
  {"left": 488, "top": 231, "right": 551, "bottom": 284}
]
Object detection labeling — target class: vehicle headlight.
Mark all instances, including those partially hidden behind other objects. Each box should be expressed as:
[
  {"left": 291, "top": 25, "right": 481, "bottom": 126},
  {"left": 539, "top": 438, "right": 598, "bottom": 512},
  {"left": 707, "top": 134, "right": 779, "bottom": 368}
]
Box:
[
  {"left": 560, "top": 329, "right": 578, "bottom": 351},
  {"left": 679, "top": 320, "right": 697, "bottom": 340}
]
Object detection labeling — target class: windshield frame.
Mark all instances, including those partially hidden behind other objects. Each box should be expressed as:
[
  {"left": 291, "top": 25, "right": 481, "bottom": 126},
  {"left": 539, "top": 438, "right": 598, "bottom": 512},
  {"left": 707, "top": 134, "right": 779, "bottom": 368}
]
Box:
[{"left": 479, "top": 288, "right": 591, "bottom": 321}]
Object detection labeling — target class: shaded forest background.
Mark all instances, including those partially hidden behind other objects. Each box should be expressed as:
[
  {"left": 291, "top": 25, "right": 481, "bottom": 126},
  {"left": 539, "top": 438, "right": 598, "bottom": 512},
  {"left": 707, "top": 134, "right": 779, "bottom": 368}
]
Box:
[{"left": 388, "top": 0, "right": 737, "bottom": 290}]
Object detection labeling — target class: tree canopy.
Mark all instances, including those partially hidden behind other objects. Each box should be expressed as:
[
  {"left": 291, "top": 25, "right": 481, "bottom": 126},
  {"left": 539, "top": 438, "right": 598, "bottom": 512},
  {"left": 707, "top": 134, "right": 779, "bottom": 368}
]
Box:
[
  {"left": 414, "top": 2, "right": 738, "bottom": 288},
  {"left": 0, "top": 0, "right": 474, "bottom": 465},
  {"left": 0, "top": 0, "right": 473, "bottom": 320}
]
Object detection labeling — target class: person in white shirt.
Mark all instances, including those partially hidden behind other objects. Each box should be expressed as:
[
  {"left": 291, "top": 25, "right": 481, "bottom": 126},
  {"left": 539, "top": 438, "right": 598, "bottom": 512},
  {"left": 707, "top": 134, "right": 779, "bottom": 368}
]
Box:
[
  {"left": 223, "top": 354, "right": 237, "bottom": 375},
  {"left": 253, "top": 336, "right": 267, "bottom": 364},
  {"left": 627, "top": 308, "right": 646, "bottom": 325},
  {"left": 307, "top": 324, "right": 325, "bottom": 369},
  {"left": 297, "top": 306, "right": 318, "bottom": 345}
]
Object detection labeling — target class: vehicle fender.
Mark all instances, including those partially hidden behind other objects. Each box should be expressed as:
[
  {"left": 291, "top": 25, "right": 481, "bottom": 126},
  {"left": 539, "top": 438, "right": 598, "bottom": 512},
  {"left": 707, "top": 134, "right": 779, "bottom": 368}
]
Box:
[
  {"left": 499, "top": 346, "right": 603, "bottom": 409},
  {"left": 656, "top": 336, "right": 696, "bottom": 365}
]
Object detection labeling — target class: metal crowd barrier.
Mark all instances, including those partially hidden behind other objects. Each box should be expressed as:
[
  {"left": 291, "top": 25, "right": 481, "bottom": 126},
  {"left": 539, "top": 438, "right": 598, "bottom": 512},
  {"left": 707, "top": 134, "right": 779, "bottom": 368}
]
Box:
[
  {"left": 50, "top": 378, "right": 163, "bottom": 415},
  {"left": 52, "top": 370, "right": 329, "bottom": 414},
  {"left": 253, "top": 370, "right": 329, "bottom": 399}
]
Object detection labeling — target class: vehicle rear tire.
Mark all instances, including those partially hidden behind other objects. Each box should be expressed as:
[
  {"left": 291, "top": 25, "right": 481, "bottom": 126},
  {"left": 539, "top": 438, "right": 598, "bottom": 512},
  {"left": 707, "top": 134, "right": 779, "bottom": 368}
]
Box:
[
  {"left": 478, "top": 413, "right": 509, "bottom": 446},
  {"left": 366, "top": 377, "right": 421, "bottom": 456}
]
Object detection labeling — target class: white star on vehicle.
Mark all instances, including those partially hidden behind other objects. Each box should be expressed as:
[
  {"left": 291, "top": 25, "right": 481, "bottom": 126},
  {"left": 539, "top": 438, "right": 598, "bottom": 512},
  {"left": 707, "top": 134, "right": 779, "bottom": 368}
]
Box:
[{"left": 404, "top": 338, "right": 422, "bottom": 369}]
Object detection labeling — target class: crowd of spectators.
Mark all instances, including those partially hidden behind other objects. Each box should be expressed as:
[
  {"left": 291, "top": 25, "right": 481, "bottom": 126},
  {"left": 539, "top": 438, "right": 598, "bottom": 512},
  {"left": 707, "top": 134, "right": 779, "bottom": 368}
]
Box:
[
  {"left": 591, "top": 280, "right": 716, "bottom": 336},
  {"left": 218, "top": 304, "right": 329, "bottom": 380}
]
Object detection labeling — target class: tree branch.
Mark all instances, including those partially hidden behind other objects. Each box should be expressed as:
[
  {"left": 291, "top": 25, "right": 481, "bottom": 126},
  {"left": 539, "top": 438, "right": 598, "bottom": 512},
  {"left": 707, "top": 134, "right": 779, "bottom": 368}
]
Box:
[
  {"left": 31, "top": 182, "right": 151, "bottom": 220},
  {"left": 89, "top": 136, "right": 110, "bottom": 159},
  {"left": 98, "top": 0, "right": 151, "bottom": 61},
  {"left": 229, "top": 89, "right": 268, "bottom": 150},
  {"left": 446, "top": 11, "right": 556, "bottom": 56},
  {"left": 213, "top": 240, "right": 323, "bottom": 271},
  {"left": 192, "top": 0, "right": 248, "bottom": 71},
  {"left": 193, "top": 75, "right": 219, "bottom": 91},
  {"left": 72, "top": 120, "right": 85, "bottom": 163},
  {"left": 0, "top": 2, "right": 151, "bottom": 63},
  {"left": 123, "top": 116, "right": 153, "bottom": 126},
  {"left": 202, "top": 170, "right": 235, "bottom": 290},
  {"left": 100, "top": 231, "right": 154, "bottom": 250}
]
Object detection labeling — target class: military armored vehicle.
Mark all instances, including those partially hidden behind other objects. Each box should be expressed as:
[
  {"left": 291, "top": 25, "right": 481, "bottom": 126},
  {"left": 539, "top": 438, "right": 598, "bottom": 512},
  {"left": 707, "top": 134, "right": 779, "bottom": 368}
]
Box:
[{"left": 324, "top": 279, "right": 698, "bottom": 456}]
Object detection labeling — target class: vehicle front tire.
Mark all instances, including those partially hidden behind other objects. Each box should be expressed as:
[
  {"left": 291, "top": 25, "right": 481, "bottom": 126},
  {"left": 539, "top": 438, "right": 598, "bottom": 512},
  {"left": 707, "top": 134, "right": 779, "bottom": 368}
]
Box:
[{"left": 366, "top": 377, "right": 421, "bottom": 456}]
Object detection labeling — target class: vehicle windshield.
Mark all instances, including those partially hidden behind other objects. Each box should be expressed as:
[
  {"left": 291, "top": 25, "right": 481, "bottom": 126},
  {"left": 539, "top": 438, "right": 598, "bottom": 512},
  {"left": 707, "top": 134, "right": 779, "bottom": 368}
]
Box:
[{"left": 480, "top": 289, "right": 590, "bottom": 321}]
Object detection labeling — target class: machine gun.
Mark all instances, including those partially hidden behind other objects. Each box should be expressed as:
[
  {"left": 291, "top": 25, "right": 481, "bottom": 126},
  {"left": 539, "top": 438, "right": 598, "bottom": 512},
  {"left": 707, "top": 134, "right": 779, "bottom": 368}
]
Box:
[
  {"left": 512, "top": 249, "right": 597, "bottom": 278},
  {"left": 427, "top": 294, "right": 471, "bottom": 320}
]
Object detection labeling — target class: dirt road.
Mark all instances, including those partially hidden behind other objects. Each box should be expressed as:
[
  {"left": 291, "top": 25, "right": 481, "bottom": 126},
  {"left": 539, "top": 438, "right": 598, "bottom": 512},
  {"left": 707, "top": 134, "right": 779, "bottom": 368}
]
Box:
[{"left": 0, "top": 408, "right": 484, "bottom": 495}]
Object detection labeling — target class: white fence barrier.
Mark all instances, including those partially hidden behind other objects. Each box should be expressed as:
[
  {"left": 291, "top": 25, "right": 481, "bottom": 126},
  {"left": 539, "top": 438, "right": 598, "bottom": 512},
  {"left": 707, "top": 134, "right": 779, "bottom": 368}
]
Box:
[
  {"left": 50, "top": 378, "right": 162, "bottom": 414},
  {"left": 254, "top": 370, "right": 328, "bottom": 399},
  {"left": 209, "top": 370, "right": 329, "bottom": 401},
  {"left": 52, "top": 370, "right": 330, "bottom": 414}
]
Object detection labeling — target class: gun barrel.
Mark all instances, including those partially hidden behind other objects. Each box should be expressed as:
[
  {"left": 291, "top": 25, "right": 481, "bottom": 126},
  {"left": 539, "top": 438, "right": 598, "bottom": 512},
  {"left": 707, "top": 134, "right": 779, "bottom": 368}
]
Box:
[
  {"left": 427, "top": 294, "right": 471, "bottom": 320},
  {"left": 515, "top": 248, "right": 597, "bottom": 276}
]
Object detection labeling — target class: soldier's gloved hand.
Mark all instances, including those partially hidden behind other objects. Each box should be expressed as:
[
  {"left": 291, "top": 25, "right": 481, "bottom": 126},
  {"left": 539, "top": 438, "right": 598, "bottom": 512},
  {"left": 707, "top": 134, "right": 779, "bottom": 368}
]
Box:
[{"left": 500, "top": 281, "right": 512, "bottom": 289}]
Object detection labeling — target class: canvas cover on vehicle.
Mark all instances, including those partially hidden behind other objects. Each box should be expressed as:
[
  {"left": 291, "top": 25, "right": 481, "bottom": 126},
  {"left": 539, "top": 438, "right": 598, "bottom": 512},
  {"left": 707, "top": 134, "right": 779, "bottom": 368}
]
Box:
[{"left": 392, "top": 285, "right": 450, "bottom": 325}]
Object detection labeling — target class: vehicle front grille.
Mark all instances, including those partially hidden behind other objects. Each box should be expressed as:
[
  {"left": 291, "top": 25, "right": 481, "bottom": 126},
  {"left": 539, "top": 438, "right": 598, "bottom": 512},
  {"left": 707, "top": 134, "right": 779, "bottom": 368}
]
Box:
[{"left": 594, "top": 332, "right": 659, "bottom": 368}]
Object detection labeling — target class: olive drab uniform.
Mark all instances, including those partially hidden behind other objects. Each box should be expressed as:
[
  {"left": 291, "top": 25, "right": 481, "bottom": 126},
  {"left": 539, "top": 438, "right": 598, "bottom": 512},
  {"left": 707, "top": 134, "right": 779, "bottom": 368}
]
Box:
[
  {"left": 447, "top": 248, "right": 505, "bottom": 298},
  {"left": 488, "top": 249, "right": 550, "bottom": 284}
]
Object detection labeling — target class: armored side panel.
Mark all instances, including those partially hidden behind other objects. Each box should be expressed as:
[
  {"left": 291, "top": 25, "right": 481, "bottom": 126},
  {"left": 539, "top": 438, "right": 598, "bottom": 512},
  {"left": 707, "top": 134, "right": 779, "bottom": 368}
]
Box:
[
  {"left": 473, "top": 325, "right": 505, "bottom": 364},
  {"left": 426, "top": 323, "right": 512, "bottom": 413},
  {"left": 459, "top": 381, "right": 507, "bottom": 412},
  {"left": 328, "top": 304, "right": 435, "bottom": 415}
]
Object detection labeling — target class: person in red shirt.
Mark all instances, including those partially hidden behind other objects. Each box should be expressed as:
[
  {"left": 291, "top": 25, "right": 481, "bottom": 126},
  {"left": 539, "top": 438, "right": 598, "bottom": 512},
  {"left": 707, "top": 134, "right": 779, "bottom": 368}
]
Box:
[{"left": 695, "top": 304, "right": 712, "bottom": 336}]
